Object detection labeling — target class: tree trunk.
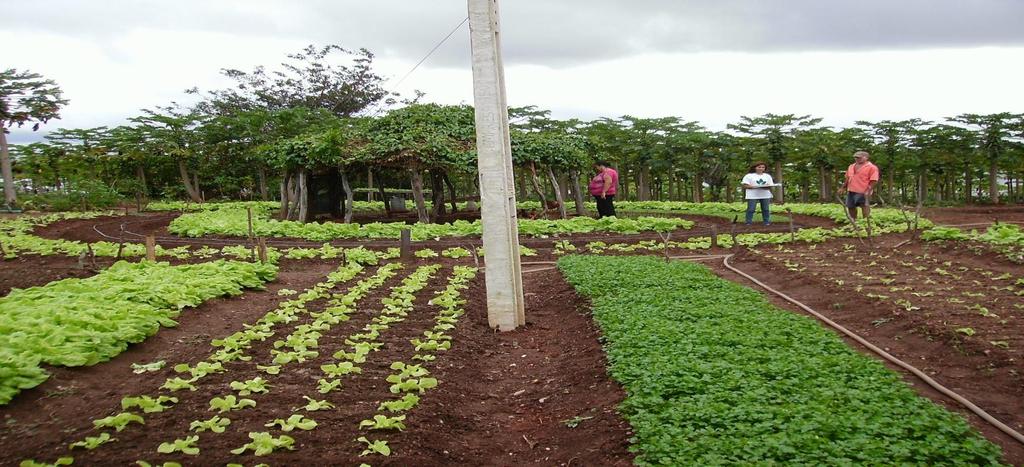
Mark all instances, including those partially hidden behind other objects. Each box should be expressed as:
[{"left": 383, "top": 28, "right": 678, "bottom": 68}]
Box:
[
  {"left": 443, "top": 172, "right": 458, "bottom": 213},
  {"left": 136, "top": 164, "right": 149, "bottom": 198},
  {"left": 341, "top": 169, "right": 354, "bottom": 224},
  {"left": 279, "top": 170, "right": 290, "bottom": 217},
  {"left": 0, "top": 130, "right": 15, "bottom": 207},
  {"left": 518, "top": 171, "right": 529, "bottom": 199},
  {"left": 297, "top": 168, "right": 310, "bottom": 223},
  {"left": 135, "top": 164, "right": 149, "bottom": 207},
  {"left": 193, "top": 172, "right": 202, "bottom": 202},
  {"left": 964, "top": 168, "right": 973, "bottom": 204},
  {"left": 693, "top": 173, "right": 704, "bottom": 203},
  {"left": 989, "top": 159, "right": 1000, "bottom": 203},
  {"left": 918, "top": 170, "right": 927, "bottom": 203},
  {"left": 287, "top": 172, "right": 300, "bottom": 220},
  {"left": 177, "top": 159, "right": 203, "bottom": 202},
  {"left": 410, "top": 169, "right": 429, "bottom": 223},
  {"left": 725, "top": 179, "right": 734, "bottom": 203},
  {"left": 374, "top": 170, "right": 391, "bottom": 217},
  {"left": 430, "top": 171, "right": 445, "bottom": 221},
  {"left": 570, "top": 168, "right": 586, "bottom": 216},
  {"left": 528, "top": 162, "right": 548, "bottom": 215},
  {"left": 257, "top": 167, "right": 269, "bottom": 201},
  {"left": 773, "top": 160, "right": 784, "bottom": 203},
  {"left": 637, "top": 167, "right": 650, "bottom": 201},
  {"left": 818, "top": 165, "right": 829, "bottom": 201},
  {"left": 547, "top": 166, "right": 567, "bottom": 219},
  {"left": 367, "top": 169, "right": 374, "bottom": 202},
  {"left": 886, "top": 169, "right": 895, "bottom": 203},
  {"left": 559, "top": 174, "right": 571, "bottom": 205}
]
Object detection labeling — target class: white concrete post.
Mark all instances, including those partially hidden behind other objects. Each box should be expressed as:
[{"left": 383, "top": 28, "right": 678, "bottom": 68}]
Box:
[{"left": 468, "top": 0, "right": 525, "bottom": 330}]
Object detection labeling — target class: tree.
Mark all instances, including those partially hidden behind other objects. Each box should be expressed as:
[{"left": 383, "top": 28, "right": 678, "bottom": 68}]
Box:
[
  {"left": 0, "top": 69, "right": 69, "bottom": 206},
  {"left": 209, "top": 44, "right": 393, "bottom": 118},
  {"left": 130, "top": 106, "right": 208, "bottom": 202},
  {"left": 362, "top": 104, "right": 476, "bottom": 223},
  {"left": 948, "top": 113, "right": 1024, "bottom": 203}
]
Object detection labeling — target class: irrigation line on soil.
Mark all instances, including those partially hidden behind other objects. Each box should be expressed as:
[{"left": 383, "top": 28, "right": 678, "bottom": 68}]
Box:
[
  {"left": 939, "top": 221, "right": 1024, "bottom": 227},
  {"left": 718, "top": 254, "right": 1024, "bottom": 446}
]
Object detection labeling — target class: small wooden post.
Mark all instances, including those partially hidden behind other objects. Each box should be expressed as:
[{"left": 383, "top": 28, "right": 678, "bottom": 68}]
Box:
[
  {"left": 729, "top": 224, "right": 737, "bottom": 250},
  {"left": 788, "top": 211, "right": 795, "bottom": 242},
  {"left": 400, "top": 229, "right": 412, "bottom": 261},
  {"left": 257, "top": 237, "right": 268, "bottom": 263},
  {"left": 145, "top": 235, "right": 157, "bottom": 261},
  {"left": 247, "top": 207, "right": 255, "bottom": 240},
  {"left": 710, "top": 225, "right": 718, "bottom": 248},
  {"left": 116, "top": 224, "right": 126, "bottom": 259},
  {"left": 247, "top": 207, "right": 257, "bottom": 260},
  {"left": 86, "top": 243, "right": 97, "bottom": 269}
]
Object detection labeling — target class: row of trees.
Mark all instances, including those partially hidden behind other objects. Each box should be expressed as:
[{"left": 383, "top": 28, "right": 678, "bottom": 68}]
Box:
[{"left": 3, "top": 46, "right": 1024, "bottom": 220}]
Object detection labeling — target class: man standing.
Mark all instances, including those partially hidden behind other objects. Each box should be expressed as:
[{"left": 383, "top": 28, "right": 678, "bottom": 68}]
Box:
[
  {"left": 839, "top": 151, "right": 880, "bottom": 221},
  {"left": 589, "top": 160, "right": 618, "bottom": 218}
]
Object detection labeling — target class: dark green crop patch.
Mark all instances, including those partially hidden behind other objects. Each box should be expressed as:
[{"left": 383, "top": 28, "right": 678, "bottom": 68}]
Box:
[{"left": 558, "top": 255, "right": 1004, "bottom": 466}]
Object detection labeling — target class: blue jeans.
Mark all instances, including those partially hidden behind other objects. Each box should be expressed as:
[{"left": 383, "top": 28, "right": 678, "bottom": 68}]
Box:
[{"left": 745, "top": 198, "right": 771, "bottom": 224}]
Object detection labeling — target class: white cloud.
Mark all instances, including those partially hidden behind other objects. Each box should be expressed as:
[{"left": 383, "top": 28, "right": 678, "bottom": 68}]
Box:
[{"left": 3, "top": 1, "right": 1023, "bottom": 143}]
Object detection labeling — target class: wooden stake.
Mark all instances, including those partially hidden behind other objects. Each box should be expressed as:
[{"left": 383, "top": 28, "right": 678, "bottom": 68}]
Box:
[
  {"left": 145, "top": 235, "right": 156, "bottom": 261},
  {"left": 86, "top": 243, "right": 97, "bottom": 269},
  {"left": 400, "top": 229, "right": 412, "bottom": 261},
  {"left": 247, "top": 207, "right": 257, "bottom": 261},
  {"left": 710, "top": 225, "right": 718, "bottom": 248},
  {"left": 788, "top": 210, "right": 795, "bottom": 242},
  {"left": 257, "top": 237, "right": 268, "bottom": 264},
  {"left": 116, "top": 224, "right": 126, "bottom": 259}
]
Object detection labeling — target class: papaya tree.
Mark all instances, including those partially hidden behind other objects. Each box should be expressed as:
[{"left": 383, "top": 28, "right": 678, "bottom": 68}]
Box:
[
  {"left": 948, "top": 112, "right": 1024, "bottom": 203},
  {"left": 0, "top": 69, "right": 69, "bottom": 207}
]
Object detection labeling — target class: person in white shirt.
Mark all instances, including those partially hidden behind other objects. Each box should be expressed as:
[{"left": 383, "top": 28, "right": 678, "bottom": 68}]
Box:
[{"left": 741, "top": 161, "right": 774, "bottom": 225}]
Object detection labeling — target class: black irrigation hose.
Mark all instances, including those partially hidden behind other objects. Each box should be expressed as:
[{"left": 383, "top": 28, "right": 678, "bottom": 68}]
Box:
[
  {"left": 718, "top": 254, "right": 1024, "bottom": 446},
  {"left": 938, "top": 221, "right": 1024, "bottom": 227}
]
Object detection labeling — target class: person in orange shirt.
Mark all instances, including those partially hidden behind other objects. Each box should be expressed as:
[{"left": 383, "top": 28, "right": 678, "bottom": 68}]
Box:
[{"left": 839, "top": 151, "right": 880, "bottom": 221}]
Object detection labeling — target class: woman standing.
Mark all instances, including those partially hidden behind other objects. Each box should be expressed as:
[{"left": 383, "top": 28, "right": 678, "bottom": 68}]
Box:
[
  {"left": 741, "top": 161, "right": 774, "bottom": 225},
  {"left": 589, "top": 160, "right": 619, "bottom": 218}
]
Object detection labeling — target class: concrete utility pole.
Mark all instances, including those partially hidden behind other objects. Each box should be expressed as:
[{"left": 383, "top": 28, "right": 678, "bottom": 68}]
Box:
[{"left": 468, "top": 0, "right": 525, "bottom": 331}]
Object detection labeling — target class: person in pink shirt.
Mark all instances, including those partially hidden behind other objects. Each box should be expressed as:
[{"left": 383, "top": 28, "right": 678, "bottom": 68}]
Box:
[
  {"left": 839, "top": 150, "right": 880, "bottom": 221},
  {"left": 589, "top": 160, "right": 619, "bottom": 218}
]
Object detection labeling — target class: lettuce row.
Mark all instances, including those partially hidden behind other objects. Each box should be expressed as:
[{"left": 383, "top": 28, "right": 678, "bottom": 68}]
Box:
[
  {"left": 167, "top": 205, "right": 692, "bottom": 241},
  {"left": 0, "top": 260, "right": 277, "bottom": 405}
]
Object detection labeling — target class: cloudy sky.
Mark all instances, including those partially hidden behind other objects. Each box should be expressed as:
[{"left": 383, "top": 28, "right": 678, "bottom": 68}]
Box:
[{"left": 4, "top": 0, "right": 1024, "bottom": 143}]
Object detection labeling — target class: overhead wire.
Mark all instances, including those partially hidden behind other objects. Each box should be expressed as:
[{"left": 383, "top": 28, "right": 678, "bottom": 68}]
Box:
[{"left": 367, "top": 15, "right": 470, "bottom": 116}]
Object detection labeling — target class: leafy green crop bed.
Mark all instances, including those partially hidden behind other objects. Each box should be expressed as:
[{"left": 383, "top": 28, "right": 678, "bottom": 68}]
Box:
[
  {"left": 167, "top": 204, "right": 691, "bottom": 241},
  {"left": 923, "top": 223, "right": 1024, "bottom": 262},
  {"left": 0, "top": 260, "right": 277, "bottom": 405},
  {"left": 558, "top": 255, "right": 1003, "bottom": 466}
]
